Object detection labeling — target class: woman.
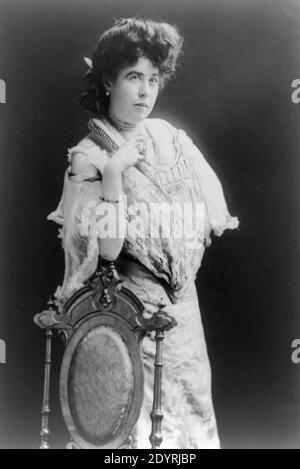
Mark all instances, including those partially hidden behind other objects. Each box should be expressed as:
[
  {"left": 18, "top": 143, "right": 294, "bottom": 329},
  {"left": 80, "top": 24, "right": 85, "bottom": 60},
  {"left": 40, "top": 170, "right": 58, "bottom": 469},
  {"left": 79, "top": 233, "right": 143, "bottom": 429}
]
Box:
[{"left": 48, "top": 18, "right": 239, "bottom": 449}]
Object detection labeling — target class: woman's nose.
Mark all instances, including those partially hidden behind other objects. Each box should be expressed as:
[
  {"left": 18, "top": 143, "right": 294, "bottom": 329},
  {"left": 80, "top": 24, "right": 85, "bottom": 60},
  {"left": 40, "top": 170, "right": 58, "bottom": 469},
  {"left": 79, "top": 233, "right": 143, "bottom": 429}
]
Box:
[{"left": 139, "top": 81, "right": 150, "bottom": 97}]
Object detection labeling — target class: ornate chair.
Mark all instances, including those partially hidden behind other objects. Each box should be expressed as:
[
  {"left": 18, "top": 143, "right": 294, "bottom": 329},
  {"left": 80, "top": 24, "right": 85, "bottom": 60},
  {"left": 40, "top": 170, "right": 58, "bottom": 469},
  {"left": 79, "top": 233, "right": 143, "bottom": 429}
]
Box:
[{"left": 34, "top": 261, "right": 176, "bottom": 449}]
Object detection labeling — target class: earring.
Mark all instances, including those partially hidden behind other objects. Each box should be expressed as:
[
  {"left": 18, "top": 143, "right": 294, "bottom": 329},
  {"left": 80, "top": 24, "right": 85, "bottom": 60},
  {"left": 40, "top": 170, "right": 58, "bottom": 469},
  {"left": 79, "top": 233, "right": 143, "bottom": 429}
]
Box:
[{"left": 106, "top": 91, "right": 110, "bottom": 96}]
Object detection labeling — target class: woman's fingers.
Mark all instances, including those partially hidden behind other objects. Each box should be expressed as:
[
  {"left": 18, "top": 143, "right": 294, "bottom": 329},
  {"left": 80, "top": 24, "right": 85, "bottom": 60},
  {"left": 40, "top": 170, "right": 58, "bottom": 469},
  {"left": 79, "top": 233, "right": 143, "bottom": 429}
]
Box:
[{"left": 113, "top": 135, "right": 151, "bottom": 172}]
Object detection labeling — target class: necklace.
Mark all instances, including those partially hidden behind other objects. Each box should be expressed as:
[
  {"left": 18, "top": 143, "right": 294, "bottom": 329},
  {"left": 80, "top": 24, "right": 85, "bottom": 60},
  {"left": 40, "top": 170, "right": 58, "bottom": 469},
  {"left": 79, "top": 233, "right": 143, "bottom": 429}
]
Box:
[{"left": 108, "top": 112, "right": 138, "bottom": 132}]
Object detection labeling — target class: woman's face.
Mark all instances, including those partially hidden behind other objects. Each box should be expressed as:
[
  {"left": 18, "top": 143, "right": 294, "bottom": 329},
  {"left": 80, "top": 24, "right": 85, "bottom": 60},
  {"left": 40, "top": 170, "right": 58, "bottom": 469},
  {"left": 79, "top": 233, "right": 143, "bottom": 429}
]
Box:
[{"left": 106, "top": 56, "right": 160, "bottom": 124}]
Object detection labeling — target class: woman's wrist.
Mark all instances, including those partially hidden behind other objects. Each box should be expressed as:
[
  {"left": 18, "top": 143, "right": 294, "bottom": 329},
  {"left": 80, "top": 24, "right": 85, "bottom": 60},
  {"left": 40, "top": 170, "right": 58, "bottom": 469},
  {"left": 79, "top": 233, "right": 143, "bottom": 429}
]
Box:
[
  {"left": 102, "top": 159, "right": 123, "bottom": 202},
  {"left": 103, "top": 157, "right": 123, "bottom": 176}
]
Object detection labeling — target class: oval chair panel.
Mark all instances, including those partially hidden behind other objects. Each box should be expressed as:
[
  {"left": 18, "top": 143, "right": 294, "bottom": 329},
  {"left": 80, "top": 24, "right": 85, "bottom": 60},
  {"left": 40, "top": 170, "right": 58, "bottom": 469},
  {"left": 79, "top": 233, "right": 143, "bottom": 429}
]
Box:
[{"left": 60, "top": 313, "right": 144, "bottom": 449}]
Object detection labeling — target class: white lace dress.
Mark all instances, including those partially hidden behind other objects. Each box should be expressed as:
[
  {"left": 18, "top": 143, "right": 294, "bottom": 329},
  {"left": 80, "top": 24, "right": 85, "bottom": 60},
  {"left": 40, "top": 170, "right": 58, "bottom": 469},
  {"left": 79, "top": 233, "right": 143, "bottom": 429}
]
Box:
[{"left": 48, "top": 117, "right": 239, "bottom": 448}]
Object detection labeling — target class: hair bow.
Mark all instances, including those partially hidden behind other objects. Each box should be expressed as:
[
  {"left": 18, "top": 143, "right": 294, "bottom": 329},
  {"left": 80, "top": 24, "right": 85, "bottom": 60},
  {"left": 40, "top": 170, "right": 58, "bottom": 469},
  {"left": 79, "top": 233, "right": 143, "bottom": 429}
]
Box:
[{"left": 83, "top": 57, "right": 93, "bottom": 70}]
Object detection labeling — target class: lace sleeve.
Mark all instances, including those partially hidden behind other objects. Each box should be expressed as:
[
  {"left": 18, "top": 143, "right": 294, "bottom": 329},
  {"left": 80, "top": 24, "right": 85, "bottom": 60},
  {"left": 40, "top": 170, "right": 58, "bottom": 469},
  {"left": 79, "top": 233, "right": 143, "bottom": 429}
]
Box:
[
  {"left": 47, "top": 144, "right": 109, "bottom": 308},
  {"left": 178, "top": 129, "right": 239, "bottom": 237},
  {"left": 67, "top": 144, "right": 109, "bottom": 181}
]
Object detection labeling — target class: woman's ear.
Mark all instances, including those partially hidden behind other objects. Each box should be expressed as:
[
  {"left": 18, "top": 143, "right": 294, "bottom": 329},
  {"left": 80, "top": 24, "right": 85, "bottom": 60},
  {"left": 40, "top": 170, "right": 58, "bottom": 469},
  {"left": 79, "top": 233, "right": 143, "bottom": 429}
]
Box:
[{"left": 103, "top": 73, "right": 113, "bottom": 93}]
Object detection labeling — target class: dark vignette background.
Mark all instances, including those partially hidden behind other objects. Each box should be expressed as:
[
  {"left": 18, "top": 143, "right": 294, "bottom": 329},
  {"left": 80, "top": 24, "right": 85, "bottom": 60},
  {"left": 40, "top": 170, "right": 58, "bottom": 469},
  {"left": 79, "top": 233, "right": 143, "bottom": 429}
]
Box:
[{"left": 0, "top": 0, "right": 299, "bottom": 449}]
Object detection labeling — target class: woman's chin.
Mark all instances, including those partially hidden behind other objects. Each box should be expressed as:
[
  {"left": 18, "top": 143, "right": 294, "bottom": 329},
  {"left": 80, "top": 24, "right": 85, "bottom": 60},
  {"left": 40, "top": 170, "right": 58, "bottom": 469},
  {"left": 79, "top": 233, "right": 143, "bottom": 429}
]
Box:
[{"left": 132, "top": 107, "right": 151, "bottom": 122}]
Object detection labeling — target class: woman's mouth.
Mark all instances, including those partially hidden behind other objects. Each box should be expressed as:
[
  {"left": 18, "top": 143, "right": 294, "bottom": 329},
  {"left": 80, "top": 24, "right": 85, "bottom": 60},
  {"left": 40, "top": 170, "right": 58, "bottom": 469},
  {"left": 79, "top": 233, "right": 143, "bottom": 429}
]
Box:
[{"left": 134, "top": 103, "right": 149, "bottom": 108}]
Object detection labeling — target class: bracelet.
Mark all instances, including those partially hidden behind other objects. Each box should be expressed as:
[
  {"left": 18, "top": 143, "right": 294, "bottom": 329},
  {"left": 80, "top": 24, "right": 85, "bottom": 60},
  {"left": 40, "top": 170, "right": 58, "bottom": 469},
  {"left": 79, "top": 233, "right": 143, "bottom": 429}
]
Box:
[{"left": 99, "top": 195, "right": 120, "bottom": 204}]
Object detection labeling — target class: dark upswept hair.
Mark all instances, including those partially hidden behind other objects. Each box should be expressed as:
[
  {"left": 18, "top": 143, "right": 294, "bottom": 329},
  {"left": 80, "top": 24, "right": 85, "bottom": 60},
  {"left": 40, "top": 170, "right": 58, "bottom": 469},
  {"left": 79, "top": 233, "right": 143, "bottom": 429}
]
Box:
[{"left": 79, "top": 17, "right": 184, "bottom": 114}]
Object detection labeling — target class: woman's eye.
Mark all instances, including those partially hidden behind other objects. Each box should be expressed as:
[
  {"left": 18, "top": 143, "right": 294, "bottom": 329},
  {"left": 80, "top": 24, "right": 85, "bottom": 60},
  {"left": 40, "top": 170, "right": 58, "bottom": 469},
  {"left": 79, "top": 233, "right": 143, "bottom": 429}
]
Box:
[
  {"left": 130, "top": 74, "right": 139, "bottom": 81},
  {"left": 150, "top": 77, "right": 159, "bottom": 85}
]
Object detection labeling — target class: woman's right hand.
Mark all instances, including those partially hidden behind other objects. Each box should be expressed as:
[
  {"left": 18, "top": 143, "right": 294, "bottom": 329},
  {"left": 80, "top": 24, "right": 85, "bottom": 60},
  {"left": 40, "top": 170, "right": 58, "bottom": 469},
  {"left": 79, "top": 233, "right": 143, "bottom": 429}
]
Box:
[{"left": 107, "top": 135, "right": 148, "bottom": 174}]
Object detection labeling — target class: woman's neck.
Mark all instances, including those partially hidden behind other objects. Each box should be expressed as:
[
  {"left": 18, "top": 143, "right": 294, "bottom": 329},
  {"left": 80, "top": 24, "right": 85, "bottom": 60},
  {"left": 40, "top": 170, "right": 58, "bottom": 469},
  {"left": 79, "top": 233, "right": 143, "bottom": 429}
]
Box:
[
  {"left": 108, "top": 112, "right": 138, "bottom": 132},
  {"left": 107, "top": 112, "right": 145, "bottom": 140}
]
